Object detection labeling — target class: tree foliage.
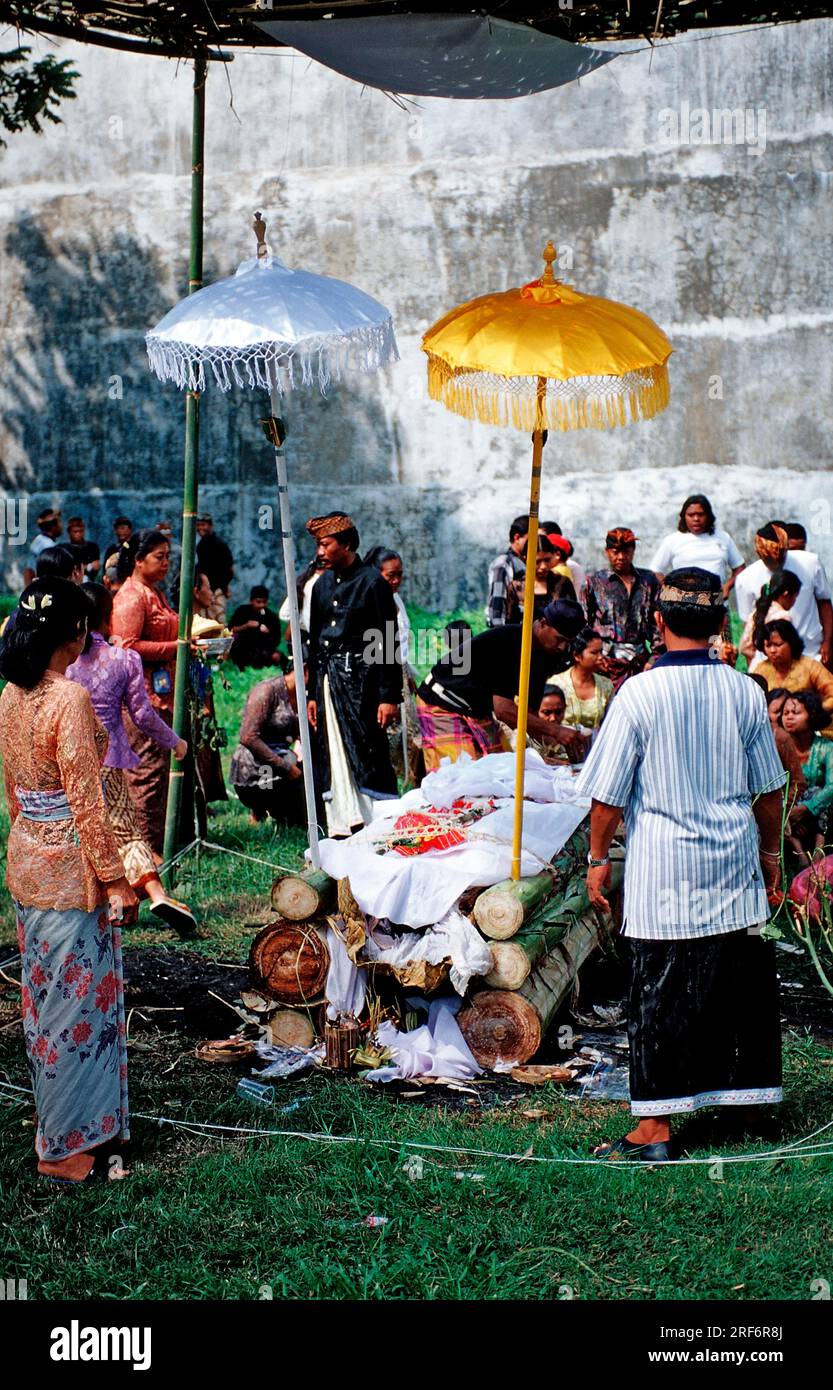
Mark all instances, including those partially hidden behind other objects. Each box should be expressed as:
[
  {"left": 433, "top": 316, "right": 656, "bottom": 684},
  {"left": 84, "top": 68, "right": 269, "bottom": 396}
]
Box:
[{"left": 0, "top": 45, "right": 78, "bottom": 146}]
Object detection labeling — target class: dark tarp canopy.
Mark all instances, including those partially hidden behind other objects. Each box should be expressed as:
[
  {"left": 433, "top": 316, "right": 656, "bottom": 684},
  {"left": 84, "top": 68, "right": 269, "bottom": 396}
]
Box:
[{"left": 255, "top": 14, "right": 615, "bottom": 98}]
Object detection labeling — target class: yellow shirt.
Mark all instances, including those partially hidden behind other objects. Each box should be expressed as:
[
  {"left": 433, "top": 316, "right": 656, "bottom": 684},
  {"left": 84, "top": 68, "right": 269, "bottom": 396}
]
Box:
[
  {"left": 756, "top": 656, "right": 833, "bottom": 739},
  {"left": 550, "top": 669, "right": 614, "bottom": 730}
]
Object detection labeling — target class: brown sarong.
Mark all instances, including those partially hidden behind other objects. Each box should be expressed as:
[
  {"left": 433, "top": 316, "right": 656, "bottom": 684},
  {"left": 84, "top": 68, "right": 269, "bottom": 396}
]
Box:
[
  {"left": 102, "top": 766, "right": 158, "bottom": 890},
  {"left": 123, "top": 710, "right": 173, "bottom": 856}
]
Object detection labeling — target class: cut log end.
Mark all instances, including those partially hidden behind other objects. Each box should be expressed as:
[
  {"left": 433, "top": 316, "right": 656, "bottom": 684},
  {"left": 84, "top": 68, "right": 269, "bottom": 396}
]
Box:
[
  {"left": 474, "top": 895, "right": 525, "bottom": 940},
  {"left": 457, "top": 990, "right": 541, "bottom": 1069},
  {"left": 484, "top": 942, "right": 531, "bottom": 991},
  {"left": 268, "top": 1009, "right": 317, "bottom": 1049},
  {"left": 270, "top": 869, "right": 336, "bottom": 922},
  {"left": 249, "top": 920, "right": 330, "bottom": 1004},
  {"left": 473, "top": 872, "right": 555, "bottom": 940}
]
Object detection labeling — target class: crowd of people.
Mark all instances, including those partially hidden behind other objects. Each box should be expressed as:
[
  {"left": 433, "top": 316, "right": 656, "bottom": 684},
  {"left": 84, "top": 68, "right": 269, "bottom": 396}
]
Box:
[{"left": 3, "top": 491, "right": 832, "bottom": 1178}]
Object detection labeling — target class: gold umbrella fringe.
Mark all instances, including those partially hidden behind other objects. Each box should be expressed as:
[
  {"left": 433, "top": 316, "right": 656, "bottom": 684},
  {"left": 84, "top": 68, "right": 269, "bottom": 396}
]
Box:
[{"left": 426, "top": 356, "right": 670, "bottom": 432}]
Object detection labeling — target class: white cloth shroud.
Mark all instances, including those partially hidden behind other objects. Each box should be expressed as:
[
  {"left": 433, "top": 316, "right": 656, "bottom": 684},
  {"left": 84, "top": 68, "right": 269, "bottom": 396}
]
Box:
[
  {"left": 421, "top": 749, "right": 579, "bottom": 807},
  {"left": 362, "top": 910, "right": 493, "bottom": 995},
  {"left": 324, "top": 924, "right": 367, "bottom": 1021},
  {"left": 366, "top": 998, "right": 482, "bottom": 1083},
  {"left": 315, "top": 751, "right": 589, "bottom": 928}
]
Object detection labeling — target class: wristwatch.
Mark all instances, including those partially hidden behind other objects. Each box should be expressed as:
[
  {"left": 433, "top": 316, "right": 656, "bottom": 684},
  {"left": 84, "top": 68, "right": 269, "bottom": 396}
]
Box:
[{"left": 587, "top": 853, "right": 610, "bottom": 868}]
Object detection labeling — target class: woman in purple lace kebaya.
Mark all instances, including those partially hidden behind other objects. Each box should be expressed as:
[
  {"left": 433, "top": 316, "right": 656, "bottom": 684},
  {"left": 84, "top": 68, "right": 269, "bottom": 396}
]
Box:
[{"left": 67, "top": 584, "right": 197, "bottom": 936}]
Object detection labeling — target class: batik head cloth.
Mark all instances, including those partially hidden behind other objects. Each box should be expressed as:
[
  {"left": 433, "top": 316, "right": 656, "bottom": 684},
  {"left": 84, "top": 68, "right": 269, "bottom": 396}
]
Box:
[
  {"left": 306, "top": 513, "right": 356, "bottom": 540},
  {"left": 659, "top": 584, "right": 724, "bottom": 608},
  {"left": 605, "top": 527, "right": 638, "bottom": 548},
  {"left": 755, "top": 524, "right": 788, "bottom": 563}
]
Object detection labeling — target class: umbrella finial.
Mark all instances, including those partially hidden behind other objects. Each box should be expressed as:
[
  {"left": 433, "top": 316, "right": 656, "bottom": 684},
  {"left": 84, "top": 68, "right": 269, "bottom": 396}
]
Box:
[
  {"left": 253, "top": 210, "right": 268, "bottom": 260},
  {"left": 541, "top": 241, "right": 557, "bottom": 284}
]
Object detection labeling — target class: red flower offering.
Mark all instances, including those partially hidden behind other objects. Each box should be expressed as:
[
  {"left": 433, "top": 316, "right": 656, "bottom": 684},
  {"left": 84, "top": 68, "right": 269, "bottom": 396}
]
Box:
[{"left": 391, "top": 812, "right": 466, "bottom": 857}]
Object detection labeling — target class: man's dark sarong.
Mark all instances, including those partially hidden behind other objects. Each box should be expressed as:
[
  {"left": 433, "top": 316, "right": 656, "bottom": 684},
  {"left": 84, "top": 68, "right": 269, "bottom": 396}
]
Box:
[
  {"left": 317, "top": 648, "right": 398, "bottom": 799},
  {"left": 627, "top": 928, "right": 783, "bottom": 1116}
]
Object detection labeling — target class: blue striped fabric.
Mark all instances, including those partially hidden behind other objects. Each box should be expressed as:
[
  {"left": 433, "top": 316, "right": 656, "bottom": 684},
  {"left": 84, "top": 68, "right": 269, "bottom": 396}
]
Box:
[{"left": 575, "top": 650, "right": 786, "bottom": 939}]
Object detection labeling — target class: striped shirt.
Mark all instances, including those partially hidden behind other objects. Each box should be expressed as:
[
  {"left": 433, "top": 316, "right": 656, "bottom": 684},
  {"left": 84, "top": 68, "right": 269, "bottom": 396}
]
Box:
[
  {"left": 485, "top": 549, "right": 525, "bottom": 627},
  {"left": 575, "top": 649, "right": 785, "bottom": 940}
]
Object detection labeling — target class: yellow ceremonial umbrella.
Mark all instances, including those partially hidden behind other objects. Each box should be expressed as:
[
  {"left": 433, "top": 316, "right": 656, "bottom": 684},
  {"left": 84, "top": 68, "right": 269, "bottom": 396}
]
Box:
[{"left": 422, "top": 241, "right": 673, "bottom": 878}]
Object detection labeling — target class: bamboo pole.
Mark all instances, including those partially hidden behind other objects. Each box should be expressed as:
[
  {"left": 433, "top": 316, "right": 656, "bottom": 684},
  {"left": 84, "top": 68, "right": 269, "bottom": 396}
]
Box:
[
  {"left": 267, "top": 374, "right": 322, "bottom": 868},
  {"left": 162, "top": 55, "right": 206, "bottom": 888},
  {"left": 510, "top": 376, "right": 547, "bottom": 880}
]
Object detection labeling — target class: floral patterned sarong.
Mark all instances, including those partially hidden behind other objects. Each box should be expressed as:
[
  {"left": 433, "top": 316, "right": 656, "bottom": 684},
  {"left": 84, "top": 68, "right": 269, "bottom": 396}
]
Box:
[{"left": 16, "top": 902, "right": 129, "bottom": 1161}]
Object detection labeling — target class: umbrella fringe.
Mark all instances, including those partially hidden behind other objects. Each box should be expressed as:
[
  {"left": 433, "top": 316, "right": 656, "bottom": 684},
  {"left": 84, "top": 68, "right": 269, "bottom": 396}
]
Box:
[
  {"left": 146, "top": 319, "right": 398, "bottom": 395},
  {"left": 426, "top": 356, "right": 670, "bottom": 432}
]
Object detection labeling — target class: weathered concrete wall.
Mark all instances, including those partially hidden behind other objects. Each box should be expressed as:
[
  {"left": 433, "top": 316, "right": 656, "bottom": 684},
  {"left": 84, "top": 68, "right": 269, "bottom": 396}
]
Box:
[{"left": 1, "top": 20, "right": 832, "bottom": 608}]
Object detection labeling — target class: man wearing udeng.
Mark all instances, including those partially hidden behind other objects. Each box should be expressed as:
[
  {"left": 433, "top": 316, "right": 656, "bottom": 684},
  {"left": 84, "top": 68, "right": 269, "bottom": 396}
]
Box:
[
  {"left": 576, "top": 567, "right": 785, "bottom": 1161},
  {"left": 306, "top": 512, "right": 400, "bottom": 837}
]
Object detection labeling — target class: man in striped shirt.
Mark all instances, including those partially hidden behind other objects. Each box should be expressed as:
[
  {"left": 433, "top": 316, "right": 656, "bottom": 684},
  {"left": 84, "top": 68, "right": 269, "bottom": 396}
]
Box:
[
  {"left": 485, "top": 514, "right": 528, "bottom": 627},
  {"left": 576, "top": 567, "right": 786, "bottom": 1162}
]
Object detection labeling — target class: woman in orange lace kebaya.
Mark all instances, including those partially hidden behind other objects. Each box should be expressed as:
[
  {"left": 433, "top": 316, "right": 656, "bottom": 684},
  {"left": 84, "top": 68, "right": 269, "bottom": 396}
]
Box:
[
  {"left": 111, "top": 529, "right": 181, "bottom": 854},
  {"left": 0, "top": 579, "right": 138, "bottom": 1184}
]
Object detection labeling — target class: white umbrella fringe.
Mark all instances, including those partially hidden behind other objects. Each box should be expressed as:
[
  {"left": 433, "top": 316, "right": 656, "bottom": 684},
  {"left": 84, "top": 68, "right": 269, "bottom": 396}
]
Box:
[{"left": 146, "top": 318, "right": 399, "bottom": 394}]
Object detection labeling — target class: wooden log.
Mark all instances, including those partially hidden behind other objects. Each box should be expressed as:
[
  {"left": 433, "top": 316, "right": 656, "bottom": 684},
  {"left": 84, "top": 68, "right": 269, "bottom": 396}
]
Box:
[
  {"left": 517, "top": 912, "right": 602, "bottom": 1038},
  {"left": 249, "top": 920, "right": 330, "bottom": 1004},
  {"left": 474, "top": 872, "right": 555, "bottom": 940},
  {"left": 460, "top": 907, "right": 608, "bottom": 1068},
  {"left": 485, "top": 912, "right": 575, "bottom": 989},
  {"left": 270, "top": 868, "right": 336, "bottom": 922},
  {"left": 457, "top": 990, "right": 542, "bottom": 1070},
  {"left": 267, "top": 1009, "right": 317, "bottom": 1049},
  {"left": 484, "top": 864, "right": 624, "bottom": 990},
  {"left": 472, "top": 826, "right": 589, "bottom": 940}
]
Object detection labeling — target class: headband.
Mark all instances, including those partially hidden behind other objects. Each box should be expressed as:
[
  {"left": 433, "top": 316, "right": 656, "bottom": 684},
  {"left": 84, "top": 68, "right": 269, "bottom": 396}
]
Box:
[
  {"left": 306, "top": 513, "right": 355, "bottom": 540},
  {"left": 755, "top": 525, "right": 788, "bottom": 563},
  {"left": 606, "top": 527, "right": 637, "bottom": 548},
  {"left": 659, "top": 585, "right": 724, "bottom": 608}
]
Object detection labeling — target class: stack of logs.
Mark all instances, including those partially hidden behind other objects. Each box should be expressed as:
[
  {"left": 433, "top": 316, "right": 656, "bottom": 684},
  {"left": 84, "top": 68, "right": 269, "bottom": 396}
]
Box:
[
  {"left": 248, "top": 829, "right": 622, "bottom": 1072},
  {"left": 458, "top": 837, "right": 623, "bottom": 1069},
  {"left": 248, "top": 870, "right": 336, "bottom": 1051}
]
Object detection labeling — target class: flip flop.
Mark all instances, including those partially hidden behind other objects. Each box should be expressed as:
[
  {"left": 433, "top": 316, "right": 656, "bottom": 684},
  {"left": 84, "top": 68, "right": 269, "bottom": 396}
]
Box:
[
  {"left": 592, "top": 1136, "right": 672, "bottom": 1163},
  {"left": 150, "top": 897, "right": 198, "bottom": 937}
]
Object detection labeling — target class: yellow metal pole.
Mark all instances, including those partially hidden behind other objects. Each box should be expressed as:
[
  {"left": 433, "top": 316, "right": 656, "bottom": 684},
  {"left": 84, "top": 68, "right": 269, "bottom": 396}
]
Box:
[{"left": 511, "top": 376, "right": 547, "bottom": 879}]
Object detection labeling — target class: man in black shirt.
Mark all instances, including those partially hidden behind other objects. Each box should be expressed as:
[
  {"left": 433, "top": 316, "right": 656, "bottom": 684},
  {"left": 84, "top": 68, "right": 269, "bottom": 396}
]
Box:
[
  {"left": 306, "top": 511, "right": 400, "bottom": 837},
  {"left": 103, "top": 515, "right": 133, "bottom": 564},
  {"left": 229, "top": 586, "right": 284, "bottom": 670},
  {"left": 417, "top": 598, "right": 587, "bottom": 767},
  {"left": 196, "top": 514, "right": 235, "bottom": 623},
  {"left": 66, "top": 517, "right": 101, "bottom": 580}
]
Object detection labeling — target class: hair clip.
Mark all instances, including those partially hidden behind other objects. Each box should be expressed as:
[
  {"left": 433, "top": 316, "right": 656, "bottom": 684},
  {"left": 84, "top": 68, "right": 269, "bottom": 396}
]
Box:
[{"left": 20, "top": 592, "right": 53, "bottom": 614}]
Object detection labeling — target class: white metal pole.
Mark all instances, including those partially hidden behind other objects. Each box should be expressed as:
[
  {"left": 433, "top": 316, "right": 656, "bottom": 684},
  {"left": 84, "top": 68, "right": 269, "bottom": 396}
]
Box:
[{"left": 269, "top": 376, "right": 321, "bottom": 868}]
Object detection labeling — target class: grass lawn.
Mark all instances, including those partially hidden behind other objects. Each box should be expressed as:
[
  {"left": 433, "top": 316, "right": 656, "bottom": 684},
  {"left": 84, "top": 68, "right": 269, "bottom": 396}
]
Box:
[{"left": 0, "top": 614, "right": 832, "bottom": 1301}]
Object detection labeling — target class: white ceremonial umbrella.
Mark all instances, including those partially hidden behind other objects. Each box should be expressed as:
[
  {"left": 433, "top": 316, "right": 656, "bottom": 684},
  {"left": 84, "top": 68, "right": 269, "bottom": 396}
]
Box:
[{"left": 146, "top": 213, "right": 399, "bottom": 868}]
